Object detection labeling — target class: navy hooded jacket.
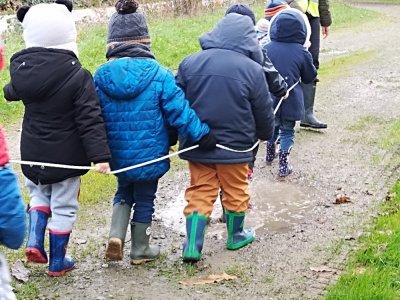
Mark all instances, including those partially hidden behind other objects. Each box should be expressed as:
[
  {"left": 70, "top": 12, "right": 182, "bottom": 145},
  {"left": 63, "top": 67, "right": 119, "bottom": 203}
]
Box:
[
  {"left": 264, "top": 9, "right": 317, "bottom": 121},
  {"left": 177, "top": 14, "right": 275, "bottom": 164}
]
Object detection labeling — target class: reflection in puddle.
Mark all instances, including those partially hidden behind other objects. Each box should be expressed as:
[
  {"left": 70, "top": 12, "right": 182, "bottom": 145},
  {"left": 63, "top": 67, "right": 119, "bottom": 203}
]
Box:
[{"left": 156, "top": 179, "right": 312, "bottom": 235}]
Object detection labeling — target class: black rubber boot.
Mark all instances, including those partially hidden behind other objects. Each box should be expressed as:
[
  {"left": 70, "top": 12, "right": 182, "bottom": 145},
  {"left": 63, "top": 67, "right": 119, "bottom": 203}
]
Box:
[{"left": 300, "top": 82, "right": 327, "bottom": 129}]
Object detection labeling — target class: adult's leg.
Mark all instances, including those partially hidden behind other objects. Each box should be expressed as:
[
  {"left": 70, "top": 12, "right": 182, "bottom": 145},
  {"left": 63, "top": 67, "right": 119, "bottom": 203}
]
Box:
[{"left": 301, "top": 16, "right": 327, "bottom": 129}]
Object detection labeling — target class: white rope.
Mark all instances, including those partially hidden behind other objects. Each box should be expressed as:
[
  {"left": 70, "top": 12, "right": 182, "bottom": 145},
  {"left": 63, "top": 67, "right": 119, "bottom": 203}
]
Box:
[
  {"left": 273, "top": 80, "right": 300, "bottom": 115},
  {"left": 9, "top": 81, "right": 299, "bottom": 174},
  {"left": 9, "top": 143, "right": 259, "bottom": 175}
]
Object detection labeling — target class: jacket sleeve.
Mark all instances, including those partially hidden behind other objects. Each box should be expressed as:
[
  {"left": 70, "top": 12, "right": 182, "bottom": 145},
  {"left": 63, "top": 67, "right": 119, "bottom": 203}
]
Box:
[
  {"left": 301, "top": 50, "right": 318, "bottom": 84},
  {"left": 250, "top": 68, "right": 275, "bottom": 141},
  {"left": 0, "top": 168, "right": 26, "bottom": 250},
  {"left": 262, "top": 49, "right": 288, "bottom": 98},
  {"left": 73, "top": 69, "right": 111, "bottom": 164},
  {"left": 3, "top": 83, "right": 20, "bottom": 101},
  {"left": 319, "top": 0, "right": 332, "bottom": 27},
  {"left": 161, "top": 69, "right": 209, "bottom": 143}
]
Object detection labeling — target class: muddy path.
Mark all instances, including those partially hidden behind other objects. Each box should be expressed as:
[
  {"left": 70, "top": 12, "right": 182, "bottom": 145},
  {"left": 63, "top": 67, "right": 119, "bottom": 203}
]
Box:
[{"left": 4, "top": 3, "right": 400, "bottom": 300}]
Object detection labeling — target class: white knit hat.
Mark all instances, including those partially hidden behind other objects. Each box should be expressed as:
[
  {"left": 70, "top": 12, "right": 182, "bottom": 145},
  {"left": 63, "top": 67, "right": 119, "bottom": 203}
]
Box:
[
  {"left": 256, "top": 18, "right": 270, "bottom": 33},
  {"left": 19, "top": 2, "right": 78, "bottom": 56}
]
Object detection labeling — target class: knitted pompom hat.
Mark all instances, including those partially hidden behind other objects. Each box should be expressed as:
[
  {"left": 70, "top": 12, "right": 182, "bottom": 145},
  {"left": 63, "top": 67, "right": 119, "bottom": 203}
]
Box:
[
  {"left": 225, "top": 3, "right": 256, "bottom": 25},
  {"left": 264, "top": 0, "right": 289, "bottom": 20},
  {"left": 255, "top": 18, "right": 270, "bottom": 33},
  {"left": 107, "top": 0, "right": 151, "bottom": 47},
  {"left": 16, "top": 0, "right": 78, "bottom": 56}
]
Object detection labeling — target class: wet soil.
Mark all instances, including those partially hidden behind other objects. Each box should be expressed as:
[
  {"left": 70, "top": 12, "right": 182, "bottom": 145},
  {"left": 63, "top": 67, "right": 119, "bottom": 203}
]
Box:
[{"left": 4, "top": 3, "right": 400, "bottom": 300}]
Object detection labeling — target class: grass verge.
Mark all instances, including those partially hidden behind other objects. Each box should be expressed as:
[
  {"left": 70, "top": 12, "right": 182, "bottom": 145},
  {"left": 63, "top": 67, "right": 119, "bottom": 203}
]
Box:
[{"left": 326, "top": 181, "right": 400, "bottom": 299}]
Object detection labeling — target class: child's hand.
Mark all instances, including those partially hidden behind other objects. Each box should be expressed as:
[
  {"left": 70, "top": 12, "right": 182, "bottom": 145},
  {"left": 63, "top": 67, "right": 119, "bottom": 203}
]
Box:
[{"left": 95, "top": 162, "right": 111, "bottom": 174}]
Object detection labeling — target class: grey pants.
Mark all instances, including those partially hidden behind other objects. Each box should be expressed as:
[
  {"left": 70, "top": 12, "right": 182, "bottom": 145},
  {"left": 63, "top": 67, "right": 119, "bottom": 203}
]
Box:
[
  {"left": 0, "top": 252, "right": 16, "bottom": 300},
  {"left": 26, "top": 177, "right": 80, "bottom": 232}
]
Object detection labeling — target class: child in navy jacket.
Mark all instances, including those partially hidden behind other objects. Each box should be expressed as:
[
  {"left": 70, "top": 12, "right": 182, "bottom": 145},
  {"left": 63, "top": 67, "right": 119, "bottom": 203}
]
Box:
[{"left": 264, "top": 8, "right": 317, "bottom": 176}]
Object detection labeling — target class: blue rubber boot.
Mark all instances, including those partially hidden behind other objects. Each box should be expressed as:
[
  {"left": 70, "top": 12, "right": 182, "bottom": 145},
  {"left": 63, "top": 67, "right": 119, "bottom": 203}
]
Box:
[
  {"left": 279, "top": 149, "right": 293, "bottom": 177},
  {"left": 182, "top": 211, "right": 207, "bottom": 262},
  {"left": 25, "top": 208, "right": 49, "bottom": 264},
  {"left": 48, "top": 232, "right": 75, "bottom": 277},
  {"left": 225, "top": 210, "right": 255, "bottom": 250}
]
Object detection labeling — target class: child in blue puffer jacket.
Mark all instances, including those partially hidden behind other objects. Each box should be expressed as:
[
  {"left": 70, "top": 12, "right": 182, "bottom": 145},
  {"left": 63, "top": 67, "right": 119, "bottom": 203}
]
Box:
[
  {"left": 94, "top": 0, "right": 215, "bottom": 265},
  {"left": 0, "top": 127, "right": 26, "bottom": 299}
]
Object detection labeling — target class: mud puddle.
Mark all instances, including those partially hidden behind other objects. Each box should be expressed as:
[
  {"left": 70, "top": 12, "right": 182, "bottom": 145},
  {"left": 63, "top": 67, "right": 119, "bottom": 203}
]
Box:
[{"left": 155, "top": 179, "right": 312, "bottom": 238}]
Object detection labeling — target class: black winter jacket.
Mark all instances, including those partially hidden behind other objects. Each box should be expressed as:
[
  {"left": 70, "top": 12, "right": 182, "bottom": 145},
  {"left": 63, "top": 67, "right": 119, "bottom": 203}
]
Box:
[
  {"left": 4, "top": 48, "right": 110, "bottom": 184},
  {"left": 176, "top": 14, "right": 275, "bottom": 164}
]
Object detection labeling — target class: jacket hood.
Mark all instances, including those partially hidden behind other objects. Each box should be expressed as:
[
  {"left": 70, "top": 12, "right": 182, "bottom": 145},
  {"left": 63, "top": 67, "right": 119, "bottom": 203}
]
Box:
[
  {"left": 199, "top": 13, "right": 264, "bottom": 65},
  {"left": 9, "top": 48, "right": 79, "bottom": 103},
  {"left": 269, "top": 8, "right": 310, "bottom": 45},
  {"left": 94, "top": 58, "right": 159, "bottom": 100}
]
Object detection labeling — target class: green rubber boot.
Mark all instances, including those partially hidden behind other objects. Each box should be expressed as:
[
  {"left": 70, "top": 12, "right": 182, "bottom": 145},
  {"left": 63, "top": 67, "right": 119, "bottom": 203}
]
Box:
[
  {"left": 105, "top": 202, "right": 131, "bottom": 261},
  {"left": 130, "top": 222, "right": 160, "bottom": 265},
  {"left": 225, "top": 210, "right": 255, "bottom": 250},
  {"left": 182, "top": 211, "right": 208, "bottom": 262}
]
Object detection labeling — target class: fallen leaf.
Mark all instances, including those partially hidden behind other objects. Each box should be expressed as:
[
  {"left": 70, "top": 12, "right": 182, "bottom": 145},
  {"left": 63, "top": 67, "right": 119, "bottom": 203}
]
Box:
[
  {"left": 11, "top": 260, "right": 30, "bottom": 282},
  {"left": 310, "top": 266, "right": 337, "bottom": 274},
  {"left": 334, "top": 194, "right": 351, "bottom": 204},
  {"left": 179, "top": 273, "right": 237, "bottom": 285}
]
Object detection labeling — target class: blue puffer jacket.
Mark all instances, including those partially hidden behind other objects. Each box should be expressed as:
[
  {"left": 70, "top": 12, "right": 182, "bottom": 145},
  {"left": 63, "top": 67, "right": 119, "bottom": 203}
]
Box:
[
  {"left": 94, "top": 58, "right": 209, "bottom": 181},
  {"left": 0, "top": 167, "right": 26, "bottom": 250},
  {"left": 265, "top": 9, "right": 317, "bottom": 121}
]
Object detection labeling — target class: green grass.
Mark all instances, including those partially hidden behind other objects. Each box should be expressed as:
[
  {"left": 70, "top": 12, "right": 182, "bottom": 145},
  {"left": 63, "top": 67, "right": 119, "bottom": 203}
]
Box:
[
  {"left": 330, "top": 0, "right": 381, "bottom": 30},
  {"left": 319, "top": 50, "right": 376, "bottom": 80},
  {"left": 326, "top": 119, "right": 400, "bottom": 299},
  {"left": 326, "top": 181, "right": 400, "bottom": 299},
  {"left": 352, "top": 0, "right": 400, "bottom": 3}
]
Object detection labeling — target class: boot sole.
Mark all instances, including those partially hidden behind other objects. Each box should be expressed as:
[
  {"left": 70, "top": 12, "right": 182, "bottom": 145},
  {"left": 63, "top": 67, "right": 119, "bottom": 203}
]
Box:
[
  {"left": 227, "top": 236, "right": 255, "bottom": 250},
  {"left": 105, "top": 238, "right": 123, "bottom": 261},
  {"left": 130, "top": 258, "right": 156, "bottom": 265},
  {"left": 26, "top": 247, "right": 48, "bottom": 264},
  {"left": 48, "top": 265, "right": 75, "bottom": 277},
  {"left": 300, "top": 123, "right": 327, "bottom": 129}
]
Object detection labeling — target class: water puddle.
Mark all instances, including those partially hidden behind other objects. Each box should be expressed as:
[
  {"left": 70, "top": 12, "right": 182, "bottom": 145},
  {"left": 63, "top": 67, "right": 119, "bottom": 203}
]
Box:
[{"left": 156, "top": 178, "right": 312, "bottom": 236}]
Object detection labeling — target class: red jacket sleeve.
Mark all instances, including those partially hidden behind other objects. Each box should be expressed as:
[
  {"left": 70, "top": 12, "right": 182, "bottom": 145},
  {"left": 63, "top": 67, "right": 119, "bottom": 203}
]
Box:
[{"left": 0, "top": 127, "right": 10, "bottom": 166}]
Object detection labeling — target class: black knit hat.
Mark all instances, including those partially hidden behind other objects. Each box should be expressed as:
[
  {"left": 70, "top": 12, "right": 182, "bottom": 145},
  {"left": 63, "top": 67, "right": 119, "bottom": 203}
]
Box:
[
  {"left": 225, "top": 3, "right": 256, "bottom": 25},
  {"left": 107, "top": 0, "right": 151, "bottom": 46}
]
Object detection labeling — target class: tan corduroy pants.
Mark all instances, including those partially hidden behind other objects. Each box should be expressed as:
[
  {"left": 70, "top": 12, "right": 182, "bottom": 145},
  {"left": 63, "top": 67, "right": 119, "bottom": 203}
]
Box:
[{"left": 184, "top": 162, "right": 250, "bottom": 217}]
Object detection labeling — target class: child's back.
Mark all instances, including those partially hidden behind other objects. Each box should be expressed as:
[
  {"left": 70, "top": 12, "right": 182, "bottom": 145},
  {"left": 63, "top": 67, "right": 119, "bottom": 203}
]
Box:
[
  {"left": 264, "top": 8, "right": 316, "bottom": 121},
  {"left": 264, "top": 8, "right": 317, "bottom": 177}
]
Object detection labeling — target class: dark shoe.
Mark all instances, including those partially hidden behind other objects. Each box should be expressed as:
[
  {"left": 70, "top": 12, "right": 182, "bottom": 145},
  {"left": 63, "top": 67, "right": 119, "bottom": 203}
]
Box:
[
  {"left": 279, "top": 149, "right": 293, "bottom": 177},
  {"left": 182, "top": 211, "right": 207, "bottom": 262},
  {"left": 225, "top": 210, "right": 255, "bottom": 250},
  {"left": 130, "top": 222, "right": 160, "bottom": 265},
  {"left": 266, "top": 142, "right": 277, "bottom": 164},
  {"left": 26, "top": 208, "right": 49, "bottom": 264},
  {"left": 105, "top": 202, "right": 131, "bottom": 261},
  {"left": 48, "top": 232, "right": 75, "bottom": 277},
  {"left": 300, "top": 115, "right": 327, "bottom": 129}
]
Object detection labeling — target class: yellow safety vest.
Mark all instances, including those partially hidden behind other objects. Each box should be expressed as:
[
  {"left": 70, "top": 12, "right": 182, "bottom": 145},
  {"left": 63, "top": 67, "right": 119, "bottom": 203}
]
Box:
[{"left": 290, "top": 0, "right": 319, "bottom": 17}]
